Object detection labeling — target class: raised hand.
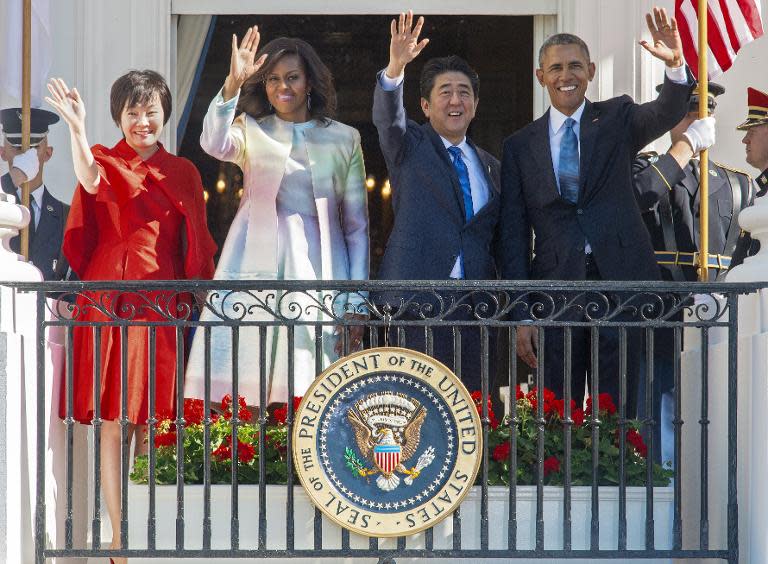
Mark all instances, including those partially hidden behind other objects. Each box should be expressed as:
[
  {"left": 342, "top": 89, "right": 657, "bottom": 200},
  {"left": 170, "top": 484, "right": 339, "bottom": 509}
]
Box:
[
  {"left": 386, "top": 10, "right": 429, "bottom": 78},
  {"left": 640, "top": 6, "right": 684, "bottom": 68},
  {"left": 223, "top": 26, "right": 268, "bottom": 100},
  {"left": 45, "top": 78, "right": 86, "bottom": 135}
]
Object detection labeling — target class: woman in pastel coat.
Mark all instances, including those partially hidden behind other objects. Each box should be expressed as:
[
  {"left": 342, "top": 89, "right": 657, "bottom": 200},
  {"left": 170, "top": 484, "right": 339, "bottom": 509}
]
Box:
[{"left": 185, "top": 28, "right": 369, "bottom": 406}]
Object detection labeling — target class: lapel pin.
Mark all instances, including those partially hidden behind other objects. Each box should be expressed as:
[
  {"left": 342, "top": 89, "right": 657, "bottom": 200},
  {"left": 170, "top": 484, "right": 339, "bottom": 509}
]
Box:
[
  {"left": 709, "top": 170, "right": 718, "bottom": 177},
  {"left": 592, "top": 117, "right": 599, "bottom": 122},
  {"left": 46, "top": 204, "right": 54, "bottom": 212}
]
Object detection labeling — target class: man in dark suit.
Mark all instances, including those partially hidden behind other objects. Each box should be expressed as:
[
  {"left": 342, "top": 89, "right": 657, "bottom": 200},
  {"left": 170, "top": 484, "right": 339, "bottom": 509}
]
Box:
[
  {"left": 633, "top": 84, "right": 754, "bottom": 464},
  {"left": 1, "top": 107, "right": 71, "bottom": 280},
  {"left": 498, "top": 7, "right": 693, "bottom": 411},
  {"left": 373, "top": 11, "right": 501, "bottom": 393}
]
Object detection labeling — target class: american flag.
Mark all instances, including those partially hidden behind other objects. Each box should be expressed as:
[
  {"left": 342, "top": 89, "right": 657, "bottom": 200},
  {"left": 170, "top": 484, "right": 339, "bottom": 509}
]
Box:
[{"left": 675, "top": 0, "right": 764, "bottom": 79}]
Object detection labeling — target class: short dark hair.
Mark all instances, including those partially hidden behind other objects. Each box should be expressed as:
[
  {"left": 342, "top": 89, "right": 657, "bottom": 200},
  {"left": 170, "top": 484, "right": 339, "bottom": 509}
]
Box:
[
  {"left": 419, "top": 56, "right": 480, "bottom": 100},
  {"left": 239, "top": 37, "right": 336, "bottom": 123},
  {"left": 110, "top": 70, "right": 172, "bottom": 126},
  {"left": 538, "top": 33, "right": 591, "bottom": 66}
]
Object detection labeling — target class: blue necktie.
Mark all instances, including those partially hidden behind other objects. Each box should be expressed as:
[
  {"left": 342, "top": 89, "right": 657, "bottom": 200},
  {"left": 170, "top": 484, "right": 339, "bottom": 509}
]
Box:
[
  {"left": 447, "top": 146, "right": 474, "bottom": 222},
  {"left": 558, "top": 118, "right": 580, "bottom": 204}
]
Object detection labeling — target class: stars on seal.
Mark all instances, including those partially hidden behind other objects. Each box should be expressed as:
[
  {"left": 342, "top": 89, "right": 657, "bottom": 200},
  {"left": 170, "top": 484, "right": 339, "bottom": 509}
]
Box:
[{"left": 313, "top": 372, "right": 461, "bottom": 514}]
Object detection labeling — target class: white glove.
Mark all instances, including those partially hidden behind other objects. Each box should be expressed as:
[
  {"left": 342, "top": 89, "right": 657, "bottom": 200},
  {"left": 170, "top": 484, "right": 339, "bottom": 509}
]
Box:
[
  {"left": 683, "top": 117, "right": 716, "bottom": 154},
  {"left": 10, "top": 148, "right": 40, "bottom": 183}
]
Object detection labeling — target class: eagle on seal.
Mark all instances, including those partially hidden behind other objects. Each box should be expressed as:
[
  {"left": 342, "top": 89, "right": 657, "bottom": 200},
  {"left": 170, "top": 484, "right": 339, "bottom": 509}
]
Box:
[{"left": 347, "top": 392, "right": 428, "bottom": 491}]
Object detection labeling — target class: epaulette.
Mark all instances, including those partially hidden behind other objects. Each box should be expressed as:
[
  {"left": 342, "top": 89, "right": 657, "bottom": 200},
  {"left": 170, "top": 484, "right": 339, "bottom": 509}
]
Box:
[
  {"left": 712, "top": 160, "right": 752, "bottom": 180},
  {"left": 637, "top": 151, "right": 659, "bottom": 164}
]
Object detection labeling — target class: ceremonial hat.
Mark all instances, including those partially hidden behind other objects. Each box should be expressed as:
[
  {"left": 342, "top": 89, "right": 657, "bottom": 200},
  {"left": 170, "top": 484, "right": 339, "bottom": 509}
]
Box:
[
  {"left": 0, "top": 107, "right": 60, "bottom": 147},
  {"left": 656, "top": 82, "right": 724, "bottom": 112},
  {"left": 736, "top": 87, "right": 768, "bottom": 130}
]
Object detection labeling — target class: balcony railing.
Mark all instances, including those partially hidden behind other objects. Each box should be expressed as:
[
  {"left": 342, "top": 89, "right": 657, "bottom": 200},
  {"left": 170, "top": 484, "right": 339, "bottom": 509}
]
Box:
[{"left": 7, "top": 279, "right": 761, "bottom": 563}]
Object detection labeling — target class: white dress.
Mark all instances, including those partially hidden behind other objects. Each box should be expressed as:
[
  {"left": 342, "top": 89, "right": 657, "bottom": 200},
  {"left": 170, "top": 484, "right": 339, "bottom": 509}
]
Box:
[{"left": 184, "top": 98, "right": 360, "bottom": 406}]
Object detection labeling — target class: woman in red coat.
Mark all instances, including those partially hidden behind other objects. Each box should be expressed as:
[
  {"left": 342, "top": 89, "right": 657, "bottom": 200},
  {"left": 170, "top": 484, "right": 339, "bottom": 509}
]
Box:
[{"left": 46, "top": 70, "right": 216, "bottom": 562}]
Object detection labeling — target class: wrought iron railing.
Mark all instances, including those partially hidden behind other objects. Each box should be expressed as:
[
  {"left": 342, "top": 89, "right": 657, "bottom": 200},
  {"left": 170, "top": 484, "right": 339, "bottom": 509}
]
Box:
[{"left": 8, "top": 279, "right": 760, "bottom": 563}]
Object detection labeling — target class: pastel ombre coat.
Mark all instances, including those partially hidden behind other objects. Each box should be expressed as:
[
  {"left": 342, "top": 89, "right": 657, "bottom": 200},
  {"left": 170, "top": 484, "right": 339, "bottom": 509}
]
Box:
[{"left": 185, "top": 91, "right": 369, "bottom": 405}]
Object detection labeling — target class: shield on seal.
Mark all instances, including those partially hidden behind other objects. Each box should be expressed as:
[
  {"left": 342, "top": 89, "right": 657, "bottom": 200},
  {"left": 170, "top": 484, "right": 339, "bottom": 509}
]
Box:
[{"left": 374, "top": 443, "right": 401, "bottom": 474}]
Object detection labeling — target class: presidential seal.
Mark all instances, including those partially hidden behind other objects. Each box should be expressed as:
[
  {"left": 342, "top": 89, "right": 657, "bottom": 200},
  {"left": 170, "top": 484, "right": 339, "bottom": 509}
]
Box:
[{"left": 293, "top": 347, "right": 482, "bottom": 537}]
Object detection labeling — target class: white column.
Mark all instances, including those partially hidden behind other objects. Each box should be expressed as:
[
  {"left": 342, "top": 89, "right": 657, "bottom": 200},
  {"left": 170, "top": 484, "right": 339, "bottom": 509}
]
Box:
[
  {"left": 0, "top": 194, "right": 87, "bottom": 563},
  {"left": 727, "top": 193, "right": 768, "bottom": 563}
]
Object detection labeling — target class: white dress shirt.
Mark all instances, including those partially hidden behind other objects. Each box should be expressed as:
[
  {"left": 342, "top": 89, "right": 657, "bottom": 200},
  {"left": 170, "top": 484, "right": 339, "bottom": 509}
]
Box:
[
  {"left": 16, "top": 185, "right": 43, "bottom": 230},
  {"left": 378, "top": 71, "right": 491, "bottom": 278}
]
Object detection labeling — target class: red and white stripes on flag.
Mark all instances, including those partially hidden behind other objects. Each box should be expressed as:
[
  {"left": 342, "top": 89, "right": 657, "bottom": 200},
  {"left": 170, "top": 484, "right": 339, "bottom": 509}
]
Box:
[{"left": 675, "top": 0, "right": 764, "bottom": 79}]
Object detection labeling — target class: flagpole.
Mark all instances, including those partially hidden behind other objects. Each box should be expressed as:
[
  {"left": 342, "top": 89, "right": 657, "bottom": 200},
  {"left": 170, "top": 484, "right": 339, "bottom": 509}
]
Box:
[
  {"left": 20, "top": 0, "right": 32, "bottom": 260},
  {"left": 697, "top": 0, "right": 709, "bottom": 281}
]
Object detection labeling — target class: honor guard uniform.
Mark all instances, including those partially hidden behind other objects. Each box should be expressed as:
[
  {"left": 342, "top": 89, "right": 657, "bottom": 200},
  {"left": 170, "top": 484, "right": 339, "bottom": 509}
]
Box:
[
  {"left": 633, "top": 83, "right": 752, "bottom": 465},
  {"left": 732, "top": 87, "right": 768, "bottom": 264},
  {"left": 0, "top": 107, "right": 72, "bottom": 280},
  {"left": 633, "top": 83, "right": 755, "bottom": 282}
]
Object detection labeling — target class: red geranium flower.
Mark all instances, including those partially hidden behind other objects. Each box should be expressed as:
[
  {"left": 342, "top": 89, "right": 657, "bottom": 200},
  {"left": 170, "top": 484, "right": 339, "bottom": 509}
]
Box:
[
  {"left": 212, "top": 436, "right": 232, "bottom": 462},
  {"left": 625, "top": 429, "right": 648, "bottom": 458},
  {"left": 543, "top": 455, "right": 561, "bottom": 476},
  {"left": 526, "top": 387, "right": 556, "bottom": 415},
  {"left": 585, "top": 392, "right": 617, "bottom": 416},
  {"left": 154, "top": 430, "right": 176, "bottom": 448},
  {"left": 212, "top": 435, "right": 257, "bottom": 464},
  {"left": 552, "top": 398, "right": 577, "bottom": 420},
  {"left": 183, "top": 398, "right": 205, "bottom": 425},
  {"left": 516, "top": 386, "right": 525, "bottom": 400},
  {"left": 237, "top": 441, "right": 256, "bottom": 463},
  {"left": 273, "top": 405, "right": 288, "bottom": 425},
  {"left": 492, "top": 440, "right": 511, "bottom": 462},
  {"left": 471, "top": 391, "right": 499, "bottom": 430},
  {"left": 572, "top": 408, "right": 585, "bottom": 427}
]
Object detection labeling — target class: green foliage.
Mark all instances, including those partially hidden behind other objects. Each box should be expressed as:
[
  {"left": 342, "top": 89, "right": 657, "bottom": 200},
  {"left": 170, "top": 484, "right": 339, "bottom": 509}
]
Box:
[{"left": 482, "top": 388, "right": 674, "bottom": 487}]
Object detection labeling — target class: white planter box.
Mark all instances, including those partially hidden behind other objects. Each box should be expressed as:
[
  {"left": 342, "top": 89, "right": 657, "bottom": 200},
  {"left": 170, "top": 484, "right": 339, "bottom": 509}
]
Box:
[{"left": 125, "top": 484, "right": 673, "bottom": 563}]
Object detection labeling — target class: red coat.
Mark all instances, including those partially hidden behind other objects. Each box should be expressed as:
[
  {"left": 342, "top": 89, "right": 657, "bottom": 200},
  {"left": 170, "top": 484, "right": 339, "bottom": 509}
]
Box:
[{"left": 61, "top": 140, "right": 216, "bottom": 424}]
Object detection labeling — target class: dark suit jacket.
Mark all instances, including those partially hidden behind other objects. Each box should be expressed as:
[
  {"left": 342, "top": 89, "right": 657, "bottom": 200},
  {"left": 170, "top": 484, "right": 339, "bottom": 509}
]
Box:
[
  {"left": 499, "top": 75, "right": 693, "bottom": 287},
  {"left": 633, "top": 152, "right": 755, "bottom": 281},
  {"left": 2, "top": 173, "right": 72, "bottom": 280},
  {"left": 373, "top": 74, "right": 501, "bottom": 282}
]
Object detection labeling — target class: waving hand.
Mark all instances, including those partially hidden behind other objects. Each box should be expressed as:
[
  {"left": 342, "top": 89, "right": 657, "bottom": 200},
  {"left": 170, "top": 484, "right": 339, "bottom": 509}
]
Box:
[
  {"left": 639, "top": 6, "right": 684, "bottom": 68},
  {"left": 386, "top": 11, "right": 429, "bottom": 78},
  {"left": 223, "top": 26, "right": 268, "bottom": 101}
]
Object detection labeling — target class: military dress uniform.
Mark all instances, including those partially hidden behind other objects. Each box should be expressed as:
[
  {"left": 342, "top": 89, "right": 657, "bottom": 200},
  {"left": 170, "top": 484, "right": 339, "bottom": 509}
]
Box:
[
  {"left": 634, "top": 152, "right": 755, "bottom": 281},
  {"left": 632, "top": 150, "right": 754, "bottom": 465},
  {"left": 1, "top": 106, "right": 72, "bottom": 280},
  {"left": 732, "top": 87, "right": 768, "bottom": 263},
  {"left": 1, "top": 174, "right": 71, "bottom": 280}
]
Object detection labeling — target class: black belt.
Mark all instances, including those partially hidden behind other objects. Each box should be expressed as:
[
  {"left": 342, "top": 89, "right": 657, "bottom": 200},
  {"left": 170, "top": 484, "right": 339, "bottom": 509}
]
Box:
[{"left": 655, "top": 251, "right": 731, "bottom": 270}]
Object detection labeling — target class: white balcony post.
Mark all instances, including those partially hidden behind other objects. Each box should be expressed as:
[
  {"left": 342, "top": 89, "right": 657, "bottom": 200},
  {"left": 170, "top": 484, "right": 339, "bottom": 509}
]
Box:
[{"left": 0, "top": 193, "right": 87, "bottom": 563}]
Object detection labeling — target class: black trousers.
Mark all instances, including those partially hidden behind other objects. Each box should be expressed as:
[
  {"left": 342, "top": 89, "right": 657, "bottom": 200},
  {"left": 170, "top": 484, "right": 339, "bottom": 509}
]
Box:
[{"left": 539, "top": 254, "right": 641, "bottom": 415}]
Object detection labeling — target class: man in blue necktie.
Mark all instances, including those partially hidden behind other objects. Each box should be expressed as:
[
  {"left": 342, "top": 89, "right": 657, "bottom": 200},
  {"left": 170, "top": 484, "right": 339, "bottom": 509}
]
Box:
[
  {"left": 373, "top": 11, "right": 501, "bottom": 394},
  {"left": 498, "top": 7, "right": 693, "bottom": 413}
]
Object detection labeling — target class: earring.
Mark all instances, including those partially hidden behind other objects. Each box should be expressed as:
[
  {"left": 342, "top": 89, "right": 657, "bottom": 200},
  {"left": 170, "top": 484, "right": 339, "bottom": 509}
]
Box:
[{"left": 306, "top": 92, "right": 312, "bottom": 111}]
